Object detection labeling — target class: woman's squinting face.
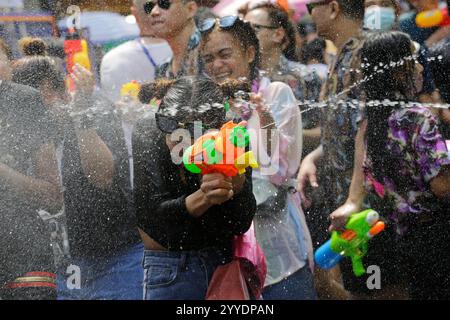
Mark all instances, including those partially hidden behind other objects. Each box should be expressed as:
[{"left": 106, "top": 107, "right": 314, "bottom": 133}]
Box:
[{"left": 201, "top": 30, "right": 254, "bottom": 83}]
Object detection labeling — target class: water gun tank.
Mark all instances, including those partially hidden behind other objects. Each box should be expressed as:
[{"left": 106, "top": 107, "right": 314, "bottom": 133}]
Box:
[{"left": 314, "top": 239, "right": 343, "bottom": 270}]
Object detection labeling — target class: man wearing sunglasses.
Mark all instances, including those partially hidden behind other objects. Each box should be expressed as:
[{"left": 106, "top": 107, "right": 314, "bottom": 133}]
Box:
[
  {"left": 100, "top": 0, "right": 172, "bottom": 102},
  {"left": 298, "top": 0, "right": 369, "bottom": 299},
  {"left": 143, "top": 0, "right": 203, "bottom": 79}
]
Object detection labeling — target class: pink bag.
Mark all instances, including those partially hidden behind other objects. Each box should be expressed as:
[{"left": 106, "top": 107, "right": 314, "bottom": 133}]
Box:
[
  {"left": 206, "top": 223, "right": 267, "bottom": 300},
  {"left": 205, "top": 260, "right": 251, "bottom": 300},
  {"left": 232, "top": 223, "right": 267, "bottom": 299}
]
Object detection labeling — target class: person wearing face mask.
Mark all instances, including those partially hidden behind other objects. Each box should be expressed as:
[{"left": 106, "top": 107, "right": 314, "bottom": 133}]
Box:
[
  {"left": 364, "top": 0, "right": 440, "bottom": 104},
  {"left": 364, "top": 0, "right": 400, "bottom": 30}
]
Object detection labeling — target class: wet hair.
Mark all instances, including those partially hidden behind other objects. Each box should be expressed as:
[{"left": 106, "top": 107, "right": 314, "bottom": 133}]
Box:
[
  {"left": 0, "top": 38, "right": 13, "bottom": 61},
  {"left": 242, "top": 2, "right": 299, "bottom": 61},
  {"left": 19, "top": 37, "right": 48, "bottom": 57},
  {"left": 429, "top": 40, "right": 450, "bottom": 103},
  {"left": 139, "top": 76, "right": 251, "bottom": 127},
  {"left": 11, "top": 56, "right": 66, "bottom": 96},
  {"left": 337, "top": 0, "right": 366, "bottom": 20},
  {"left": 302, "top": 38, "right": 326, "bottom": 64},
  {"left": 200, "top": 17, "right": 261, "bottom": 81},
  {"left": 361, "top": 31, "right": 417, "bottom": 189},
  {"left": 362, "top": 31, "right": 417, "bottom": 101}
]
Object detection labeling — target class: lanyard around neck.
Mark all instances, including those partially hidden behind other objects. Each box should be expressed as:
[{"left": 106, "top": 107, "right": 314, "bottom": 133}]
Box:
[{"left": 138, "top": 38, "right": 157, "bottom": 68}]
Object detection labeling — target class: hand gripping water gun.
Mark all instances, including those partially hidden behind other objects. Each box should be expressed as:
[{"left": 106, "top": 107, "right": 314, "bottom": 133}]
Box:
[
  {"left": 416, "top": 3, "right": 450, "bottom": 28},
  {"left": 314, "top": 209, "right": 386, "bottom": 277},
  {"left": 64, "top": 28, "right": 92, "bottom": 92},
  {"left": 183, "top": 121, "right": 259, "bottom": 177}
]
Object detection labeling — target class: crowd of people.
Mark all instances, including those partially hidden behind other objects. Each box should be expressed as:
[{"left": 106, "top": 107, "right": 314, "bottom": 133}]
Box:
[{"left": 0, "top": 0, "right": 449, "bottom": 300}]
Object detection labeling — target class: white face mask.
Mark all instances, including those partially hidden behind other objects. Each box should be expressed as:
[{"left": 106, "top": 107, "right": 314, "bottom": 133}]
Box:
[{"left": 364, "top": 5, "right": 397, "bottom": 31}]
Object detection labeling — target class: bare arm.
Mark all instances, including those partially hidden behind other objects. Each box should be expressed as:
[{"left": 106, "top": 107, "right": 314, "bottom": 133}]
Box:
[
  {"left": 0, "top": 143, "right": 62, "bottom": 212},
  {"left": 297, "top": 144, "right": 324, "bottom": 207},
  {"left": 71, "top": 65, "right": 115, "bottom": 189},
  {"left": 346, "top": 120, "right": 368, "bottom": 207},
  {"left": 329, "top": 120, "right": 368, "bottom": 231},
  {"left": 303, "top": 126, "right": 322, "bottom": 149},
  {"left": 430, "top": 166, "right": 450, "bottom": 198},
  {"left": 75, "top": 128, "right": 115, "bottom": 189},
  {"left": 425, "top": 26, "right": 450, "bottom": 48}
]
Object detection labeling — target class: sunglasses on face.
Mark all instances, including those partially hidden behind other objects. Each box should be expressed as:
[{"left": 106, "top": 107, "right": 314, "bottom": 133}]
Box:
[
  {"left": 144, "top": 0, "right": 172, "bottom": 14},
  {"left": 155, "top": 113, "right": 210, "bottom": 136},
  {"left": 199, "top": 15, "right": 240, "bottom": 33},
  {"left": 306, "top": 0, "right": 333, "bottom": 15}
]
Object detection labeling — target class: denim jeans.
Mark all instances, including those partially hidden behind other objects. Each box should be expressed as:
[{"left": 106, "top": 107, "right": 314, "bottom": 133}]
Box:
[
  {"left": 262, "top": 266, "right": 317, "bottom": 300},
  {"left": 57, "top": 242, "right": 144, "bottom": 300},
  {"left": 143, "top": 248, "right": 231, "bottom": 300}
]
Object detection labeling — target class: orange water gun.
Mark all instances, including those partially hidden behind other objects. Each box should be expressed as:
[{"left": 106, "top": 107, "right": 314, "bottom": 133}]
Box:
[{"left": 183, "top": 121, "right": 259, "bottom": 177}]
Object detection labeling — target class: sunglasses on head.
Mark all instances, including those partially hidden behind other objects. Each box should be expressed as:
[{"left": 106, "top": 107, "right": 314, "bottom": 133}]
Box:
[
  {"left": 155, "top": 113, "right": 210, "bottom": 136},
  {"left": 199, "top": 15, "right": 240, "bottom": 33},
  {"left": 306, "top": 0, "right": 333, "bottom": 15},
  {"left": 144, "top": 0, "right": 172, "bottom": 14}
]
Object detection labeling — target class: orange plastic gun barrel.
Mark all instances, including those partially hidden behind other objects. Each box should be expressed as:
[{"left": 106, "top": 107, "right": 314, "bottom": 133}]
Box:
[{"left": 369, "top": 221, "right": 385, "bottom": 237}]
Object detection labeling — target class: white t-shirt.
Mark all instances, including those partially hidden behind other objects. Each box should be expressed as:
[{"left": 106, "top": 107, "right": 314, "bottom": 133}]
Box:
[{"left": 100, "top": 38, "right": 172, "bottom": 102}]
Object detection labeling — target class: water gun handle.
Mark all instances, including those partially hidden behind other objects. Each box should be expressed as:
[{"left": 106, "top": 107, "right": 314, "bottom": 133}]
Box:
[{"left": 351, "top": 255, "right": 366, "bottom": 277}]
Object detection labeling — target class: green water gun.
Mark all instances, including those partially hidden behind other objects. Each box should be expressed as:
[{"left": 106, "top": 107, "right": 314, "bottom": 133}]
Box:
[{"left": 315, "top": 209, "right": 386, "bottom": 277}]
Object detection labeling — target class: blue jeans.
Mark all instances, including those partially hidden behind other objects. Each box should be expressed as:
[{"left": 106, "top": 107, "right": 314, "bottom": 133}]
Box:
[
  {"left": 262, "top": 266, "right": 317, "bottom": 300},
  {"left": 143, "top": 248, "right": 231, "bottom": 300},
  {"left": 57, "top": 242, "right": 144, "bottom": 300}
]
